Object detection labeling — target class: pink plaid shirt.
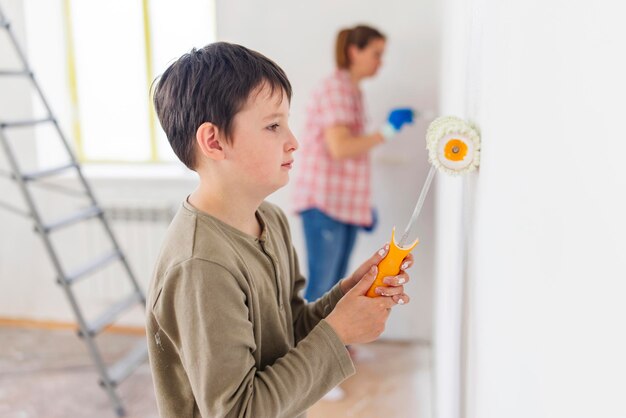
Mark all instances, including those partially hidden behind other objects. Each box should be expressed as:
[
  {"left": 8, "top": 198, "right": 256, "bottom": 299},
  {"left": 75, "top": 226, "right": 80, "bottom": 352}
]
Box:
[{"left": 293, "top": 69, "right": 372, "bottom": 226}]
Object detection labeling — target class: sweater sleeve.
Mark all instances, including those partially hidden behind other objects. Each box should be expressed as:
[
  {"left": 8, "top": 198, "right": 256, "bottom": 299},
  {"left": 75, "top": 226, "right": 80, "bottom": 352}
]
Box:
[
  {"left": 152, "top": 259, "right": 355, "bottom": 418},
  {"left": 289, "top": 246, "right": 346, "bottom": 343}
]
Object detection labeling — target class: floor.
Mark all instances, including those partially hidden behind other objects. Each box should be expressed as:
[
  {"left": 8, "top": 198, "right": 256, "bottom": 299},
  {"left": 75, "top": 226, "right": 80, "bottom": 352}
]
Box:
[{"left": 0, "top": 326, "right": 432, "bottom": 418}]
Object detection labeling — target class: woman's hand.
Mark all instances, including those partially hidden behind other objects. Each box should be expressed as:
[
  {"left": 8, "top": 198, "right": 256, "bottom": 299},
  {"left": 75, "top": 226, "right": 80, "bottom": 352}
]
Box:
[{"left": 380, "top": 107, "right": 415, "bottom": 140}]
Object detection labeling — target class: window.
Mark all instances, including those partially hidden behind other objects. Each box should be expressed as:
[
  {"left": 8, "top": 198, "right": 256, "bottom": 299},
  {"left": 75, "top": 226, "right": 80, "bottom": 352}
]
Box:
[{"left": 26, "top": 0, "right": 216, "bottom": 165}]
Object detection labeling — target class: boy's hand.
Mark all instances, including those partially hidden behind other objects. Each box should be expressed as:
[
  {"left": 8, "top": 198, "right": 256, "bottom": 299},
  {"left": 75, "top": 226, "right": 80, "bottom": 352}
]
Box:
[
  {"left": 340, "top": 244, "right": 413, "bottom": 301},
  {"left": 326, "top": 265, "right": 410, "bottom": 345}
]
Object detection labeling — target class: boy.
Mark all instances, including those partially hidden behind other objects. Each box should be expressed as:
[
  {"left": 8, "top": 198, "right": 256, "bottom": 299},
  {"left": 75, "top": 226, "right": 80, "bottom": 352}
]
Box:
[{"left": 147, "top": 42, "right": 412, "bottom": 418}]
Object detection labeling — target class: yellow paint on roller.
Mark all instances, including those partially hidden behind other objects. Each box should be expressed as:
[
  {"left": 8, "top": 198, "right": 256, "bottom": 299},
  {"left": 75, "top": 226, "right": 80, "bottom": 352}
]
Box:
[
  {"left": 444, "top": 138, "right": 468, "bottom": 161},
  {"left": 427, "top": 116, "right": 480, "bottom": 175}
]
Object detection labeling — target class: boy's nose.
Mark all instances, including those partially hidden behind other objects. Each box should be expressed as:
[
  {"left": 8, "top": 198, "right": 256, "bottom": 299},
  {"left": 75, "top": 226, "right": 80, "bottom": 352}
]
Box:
[{"left": 287, "top": 130, "right": 299, "bottom": 152}]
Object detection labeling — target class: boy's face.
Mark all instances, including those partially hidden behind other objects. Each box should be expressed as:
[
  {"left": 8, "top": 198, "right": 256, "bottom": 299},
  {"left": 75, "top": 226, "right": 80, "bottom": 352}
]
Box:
[{"left": 222, "top": 85, "right": 298, "bottom": 199}]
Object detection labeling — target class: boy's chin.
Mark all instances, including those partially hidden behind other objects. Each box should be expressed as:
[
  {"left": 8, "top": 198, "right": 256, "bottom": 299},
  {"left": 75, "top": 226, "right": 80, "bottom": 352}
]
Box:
[
  {"left": 257, "top": 178, "right": 289, "bottom": 198},
  {"left": 273, "top": 177, "right": 290, "bottom": 192}
]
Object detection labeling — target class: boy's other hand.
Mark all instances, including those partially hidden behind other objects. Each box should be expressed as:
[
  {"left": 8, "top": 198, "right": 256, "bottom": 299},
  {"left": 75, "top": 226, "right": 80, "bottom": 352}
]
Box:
[
  {"left": 326, "top": 264, "right": 410, "bottom": 345},
  {"left": 340, "top": 244, "right": 413, "bottom": 297}
]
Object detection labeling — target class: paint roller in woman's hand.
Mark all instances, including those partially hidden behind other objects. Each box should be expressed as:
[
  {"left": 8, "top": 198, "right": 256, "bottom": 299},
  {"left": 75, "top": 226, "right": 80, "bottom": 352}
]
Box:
[{"left": 367, "top": 116, "right": 482, "bottom": 298}]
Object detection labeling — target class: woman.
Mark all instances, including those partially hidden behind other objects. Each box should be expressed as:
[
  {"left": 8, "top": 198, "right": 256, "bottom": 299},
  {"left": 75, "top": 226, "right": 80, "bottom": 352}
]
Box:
[{"left": 294, "top": 25, "right": 414, "bottom": 303}]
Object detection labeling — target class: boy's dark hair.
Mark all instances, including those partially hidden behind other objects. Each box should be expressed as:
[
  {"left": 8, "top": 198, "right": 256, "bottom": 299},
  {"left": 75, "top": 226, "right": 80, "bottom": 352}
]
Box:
[{"left": 152, "top": 42, "right": 292, "bottom": 170}]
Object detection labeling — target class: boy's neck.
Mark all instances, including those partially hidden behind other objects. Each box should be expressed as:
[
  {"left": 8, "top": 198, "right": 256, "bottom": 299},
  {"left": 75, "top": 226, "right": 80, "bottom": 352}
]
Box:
[{"left": 188, "top": 183, "right": 262, "bottom": 239}]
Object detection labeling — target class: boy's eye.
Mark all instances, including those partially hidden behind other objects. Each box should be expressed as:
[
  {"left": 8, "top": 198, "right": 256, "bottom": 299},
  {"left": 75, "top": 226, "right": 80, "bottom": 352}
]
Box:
[{"left": 267, "top": 123, "right": 279, "bottom": 132}]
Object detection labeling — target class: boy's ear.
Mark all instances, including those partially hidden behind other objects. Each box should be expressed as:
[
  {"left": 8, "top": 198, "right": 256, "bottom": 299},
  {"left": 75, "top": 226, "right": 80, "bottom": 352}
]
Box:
[{"left": 196, "top": 122, "right": 225, "bottom": 161}]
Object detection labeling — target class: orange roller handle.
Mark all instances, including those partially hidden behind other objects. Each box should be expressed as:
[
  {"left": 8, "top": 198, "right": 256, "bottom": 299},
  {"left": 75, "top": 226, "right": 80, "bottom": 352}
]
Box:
[{"left": 366, "top": 228, "right": 419, "bottom": 298}]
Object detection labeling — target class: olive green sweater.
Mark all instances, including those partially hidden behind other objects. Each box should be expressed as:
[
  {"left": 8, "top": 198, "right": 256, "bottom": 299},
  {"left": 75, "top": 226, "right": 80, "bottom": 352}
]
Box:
[{"left": 146, "top": 200, "right": 355, "bottom": 418}]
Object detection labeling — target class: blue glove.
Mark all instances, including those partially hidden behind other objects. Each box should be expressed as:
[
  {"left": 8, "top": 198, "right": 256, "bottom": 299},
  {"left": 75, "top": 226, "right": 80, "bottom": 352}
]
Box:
[
  {"left": 388, "top": 108, "right": 414, "bottom": 129},
  {"left": 381, "top": 107, "right": 415, "bottom": 141}
]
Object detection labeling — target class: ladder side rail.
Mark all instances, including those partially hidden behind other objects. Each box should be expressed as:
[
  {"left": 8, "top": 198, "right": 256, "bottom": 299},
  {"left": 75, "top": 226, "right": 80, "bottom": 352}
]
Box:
[
  {"left": 2, "top": 6, "right": 145, "bottom": 414},
  {"left": 0, "top": 128, "right": 125, "bottom": 414},
  {"left": 1, "top": 8, "right": 146, "bottom": 305},
  {"left": 0, "top": 5, "right": 110, "bottom": 214},
  {"left": 1, "top": 15, "right": 89, "bottom": 181},
  {"left": 0, "top": 4, "right": 7, "bottom": 26},
  {"left": 97, "top": 210, "right": 147, "bottom": 304}
]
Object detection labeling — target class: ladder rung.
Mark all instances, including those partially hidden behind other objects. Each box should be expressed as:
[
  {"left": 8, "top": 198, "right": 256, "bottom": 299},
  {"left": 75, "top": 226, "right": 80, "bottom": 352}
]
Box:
[
  {"left": 0, "top": 70, "right": 30, "bottom": 76},
  {"left": 43, "top": 206, "right": 102, "bottom": 232},
  {"left": 65, "top": 249, "right": 122, "bottom": 285},
  {"left": 0, "top": 117, "right": 53, "bottom": 129},
  {"left": 103, "top": 340, "right": 148, "bottom": 387},
  {"left": 0, "top": 199, "right": 30, "bottom": 218},
  {"left": 22, "top": 163, "right": 77, "bottom": 181},
  {"left": 85, "top": 292, "right": 141, "bottom": 337}
]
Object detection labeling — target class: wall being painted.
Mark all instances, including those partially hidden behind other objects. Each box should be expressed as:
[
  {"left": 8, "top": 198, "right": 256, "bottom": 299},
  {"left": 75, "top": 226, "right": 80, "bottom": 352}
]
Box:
[{"left": 436, "top": 0, "right": 626, "bottom": 417}]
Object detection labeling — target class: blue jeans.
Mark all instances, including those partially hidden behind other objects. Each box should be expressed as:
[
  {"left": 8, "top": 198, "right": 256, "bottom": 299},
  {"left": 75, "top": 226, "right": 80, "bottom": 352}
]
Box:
[{"left": 301, "top": 209, "right": 359, "bottom": 302}]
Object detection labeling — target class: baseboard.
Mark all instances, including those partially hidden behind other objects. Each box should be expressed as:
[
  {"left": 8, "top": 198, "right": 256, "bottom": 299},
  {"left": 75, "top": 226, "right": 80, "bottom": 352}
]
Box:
[{"left": 0, "top": 316, "right": 146, "bottom": 336}]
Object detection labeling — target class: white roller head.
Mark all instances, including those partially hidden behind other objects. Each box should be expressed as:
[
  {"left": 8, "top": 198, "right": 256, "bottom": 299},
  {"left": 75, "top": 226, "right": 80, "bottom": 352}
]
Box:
[{"left": 426, "top": 116, "right": 481, "bottom": 176}]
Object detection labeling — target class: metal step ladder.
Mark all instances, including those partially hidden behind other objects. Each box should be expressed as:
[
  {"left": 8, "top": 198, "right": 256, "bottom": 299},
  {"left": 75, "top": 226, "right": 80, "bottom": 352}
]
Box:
[{"left": 0, "top": 5, "right": 147, "bottom": 417}]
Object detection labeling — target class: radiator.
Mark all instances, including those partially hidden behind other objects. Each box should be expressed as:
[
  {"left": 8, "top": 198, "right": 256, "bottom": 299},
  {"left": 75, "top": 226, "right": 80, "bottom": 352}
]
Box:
[
  {"left": 70, "top": 201, "right": 175, "bottom": 323},
  {"left": 104, "top": 201, "right": 175, "bottom": 289}
]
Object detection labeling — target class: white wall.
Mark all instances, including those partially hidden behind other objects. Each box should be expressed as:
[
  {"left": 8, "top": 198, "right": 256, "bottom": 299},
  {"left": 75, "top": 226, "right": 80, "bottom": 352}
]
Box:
[
  {"left": 0, "top": 0, "right": 442, "bottom": 341},
  {"left": 0, "top": 0, "right": 48, "bottom": 321},
  {"left": 217, "top": 0, "right": 441, "bottom": 341},
  {"left": 436, "top": 0, "right": 626, "bottom": 417}
]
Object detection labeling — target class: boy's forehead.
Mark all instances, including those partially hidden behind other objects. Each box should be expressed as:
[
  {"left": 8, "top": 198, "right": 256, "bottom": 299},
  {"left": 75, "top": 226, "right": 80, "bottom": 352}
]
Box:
[{"left": 243, "top": 83, "right": 288, "bottom": 111}]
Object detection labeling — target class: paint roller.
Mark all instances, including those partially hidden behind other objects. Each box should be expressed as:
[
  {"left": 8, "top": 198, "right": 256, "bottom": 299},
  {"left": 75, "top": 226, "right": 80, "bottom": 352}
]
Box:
[{"left": 366, "top": 116, "right": 481, "bottom": 298}]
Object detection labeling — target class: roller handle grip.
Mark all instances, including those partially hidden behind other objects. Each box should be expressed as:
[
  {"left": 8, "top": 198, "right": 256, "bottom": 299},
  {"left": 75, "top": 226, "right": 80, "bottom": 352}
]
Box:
[{"left": 366, "top": 228, "right": 418, "bottom": 298}]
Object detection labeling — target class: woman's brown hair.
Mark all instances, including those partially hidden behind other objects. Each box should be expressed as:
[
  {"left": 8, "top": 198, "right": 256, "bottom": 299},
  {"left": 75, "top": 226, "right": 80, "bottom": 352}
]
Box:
[{"left": 335, "top": 25, "right": 386, "bottom": 69}]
